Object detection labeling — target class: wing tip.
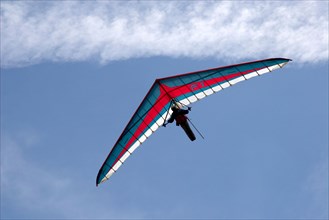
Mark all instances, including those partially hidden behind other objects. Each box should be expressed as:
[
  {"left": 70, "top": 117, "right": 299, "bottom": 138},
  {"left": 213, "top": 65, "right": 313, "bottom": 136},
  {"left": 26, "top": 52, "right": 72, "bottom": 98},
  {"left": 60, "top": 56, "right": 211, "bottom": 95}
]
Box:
[
  {"left": 283, "top": 57, "right": 292, "bottom": 62},
  {"left": 280, "top": 57, "right": 292, "bottom": 62},
  {"left": 96, "top": 169, "right": 103, "bottom": 187}
]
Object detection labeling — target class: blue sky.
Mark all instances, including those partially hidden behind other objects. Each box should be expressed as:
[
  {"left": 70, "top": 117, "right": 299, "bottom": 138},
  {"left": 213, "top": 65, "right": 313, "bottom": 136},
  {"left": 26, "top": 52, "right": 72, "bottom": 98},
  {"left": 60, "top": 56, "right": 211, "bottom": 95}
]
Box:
[{"left": 1, "top": 1, "right": 328, "bottom": 219}]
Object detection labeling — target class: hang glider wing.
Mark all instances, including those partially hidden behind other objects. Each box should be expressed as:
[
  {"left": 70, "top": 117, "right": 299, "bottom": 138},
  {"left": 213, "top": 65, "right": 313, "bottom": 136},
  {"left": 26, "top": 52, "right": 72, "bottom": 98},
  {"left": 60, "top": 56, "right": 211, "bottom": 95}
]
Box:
[{"left": 96, "top": 58, "right": 291, "bottom": 185}]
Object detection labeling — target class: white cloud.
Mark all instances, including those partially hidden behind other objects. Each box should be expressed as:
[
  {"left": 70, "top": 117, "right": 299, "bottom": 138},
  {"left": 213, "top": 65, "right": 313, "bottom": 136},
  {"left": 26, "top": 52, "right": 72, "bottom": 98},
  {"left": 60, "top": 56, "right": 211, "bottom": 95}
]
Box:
[{"left": 1, "top": 1, "right": 328, "bottom": 68}]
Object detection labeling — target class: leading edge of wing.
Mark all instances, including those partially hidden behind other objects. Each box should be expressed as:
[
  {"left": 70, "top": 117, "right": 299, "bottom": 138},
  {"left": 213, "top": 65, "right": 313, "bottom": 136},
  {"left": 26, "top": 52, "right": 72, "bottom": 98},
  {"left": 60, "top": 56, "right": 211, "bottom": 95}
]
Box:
[
  {"left": 155, "top": 57, "right": 292, "bottom": 107},
  {"left": 157, "top": 58, "right": 292, "bottom": 82},
  {"left": 96, "top": 80, "right": 173, "bottom": 186}
]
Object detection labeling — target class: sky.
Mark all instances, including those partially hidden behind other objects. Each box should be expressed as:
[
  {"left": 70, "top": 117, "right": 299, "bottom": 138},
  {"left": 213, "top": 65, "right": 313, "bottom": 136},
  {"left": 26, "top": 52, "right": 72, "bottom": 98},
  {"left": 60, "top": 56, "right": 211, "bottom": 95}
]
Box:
[{"left": 1, "top": 1, "right": 328, "bottom": 219}]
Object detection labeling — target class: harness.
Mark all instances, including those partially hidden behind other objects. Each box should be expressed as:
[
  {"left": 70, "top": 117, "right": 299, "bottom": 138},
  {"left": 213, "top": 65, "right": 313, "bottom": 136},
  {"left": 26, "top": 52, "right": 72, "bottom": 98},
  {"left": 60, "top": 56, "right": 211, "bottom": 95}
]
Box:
[{"left": 175, "top": 114, "right": 187, "bottom": 124}]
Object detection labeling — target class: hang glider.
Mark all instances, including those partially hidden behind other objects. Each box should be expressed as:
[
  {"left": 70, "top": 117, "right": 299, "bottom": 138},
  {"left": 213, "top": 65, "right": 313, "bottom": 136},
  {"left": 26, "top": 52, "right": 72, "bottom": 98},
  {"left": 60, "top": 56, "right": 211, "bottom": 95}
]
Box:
[{"left": 96, "top": 58, "right": 292, "bottom": 186}]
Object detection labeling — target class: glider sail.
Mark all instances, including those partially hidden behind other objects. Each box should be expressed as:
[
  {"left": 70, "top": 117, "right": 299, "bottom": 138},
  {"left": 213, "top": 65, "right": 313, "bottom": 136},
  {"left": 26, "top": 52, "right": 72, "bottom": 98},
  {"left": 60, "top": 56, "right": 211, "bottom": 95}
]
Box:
[{"left": 96, "top": 58, "right": 291, "bottom": 185}]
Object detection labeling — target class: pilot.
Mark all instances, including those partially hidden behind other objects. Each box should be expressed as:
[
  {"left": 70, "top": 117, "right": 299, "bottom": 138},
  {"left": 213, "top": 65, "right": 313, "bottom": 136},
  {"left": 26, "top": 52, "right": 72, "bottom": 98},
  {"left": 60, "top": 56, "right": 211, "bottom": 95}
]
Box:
[{"left": 163, "top": 105, "right": 191, "bottom": 126}]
